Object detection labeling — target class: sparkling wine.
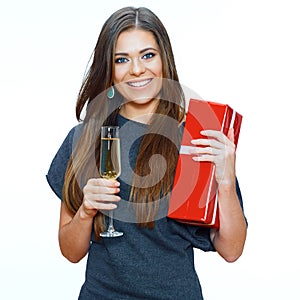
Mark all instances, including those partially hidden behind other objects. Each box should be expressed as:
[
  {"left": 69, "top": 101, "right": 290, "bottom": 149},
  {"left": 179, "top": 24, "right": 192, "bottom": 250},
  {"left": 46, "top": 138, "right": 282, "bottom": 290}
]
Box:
[{"left": 100, "top": 137, "right": 121, "bottom": 179}]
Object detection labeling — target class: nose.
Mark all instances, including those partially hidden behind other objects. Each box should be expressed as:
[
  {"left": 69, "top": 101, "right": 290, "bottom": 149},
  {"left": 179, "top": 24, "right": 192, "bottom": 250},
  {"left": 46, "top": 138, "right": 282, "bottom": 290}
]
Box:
[{"left": 130, "top": 58, "right": 146, "bottom": 76}]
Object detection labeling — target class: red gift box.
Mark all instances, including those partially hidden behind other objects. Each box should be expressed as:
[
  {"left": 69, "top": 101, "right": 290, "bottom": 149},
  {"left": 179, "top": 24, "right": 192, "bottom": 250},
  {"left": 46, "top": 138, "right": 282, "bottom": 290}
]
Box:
[{"left": 168, "top": 99, "right": 242, "bottom": 228}]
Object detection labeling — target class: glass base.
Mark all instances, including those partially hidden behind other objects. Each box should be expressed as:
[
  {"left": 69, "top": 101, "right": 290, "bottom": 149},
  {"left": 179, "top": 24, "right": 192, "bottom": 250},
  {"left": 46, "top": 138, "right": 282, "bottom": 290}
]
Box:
[{"left": 100, "top": 230, "right": 123, "bottom": 238}]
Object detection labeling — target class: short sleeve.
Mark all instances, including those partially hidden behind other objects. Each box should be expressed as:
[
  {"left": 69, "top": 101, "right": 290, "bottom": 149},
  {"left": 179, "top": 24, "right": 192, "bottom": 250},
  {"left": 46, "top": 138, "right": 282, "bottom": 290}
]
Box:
[
  {"left": 186, "top": 226, "right": 216, "bottom": 252},
  {"left": 46, "top": 125, "right": 82, "bottom": 200}
]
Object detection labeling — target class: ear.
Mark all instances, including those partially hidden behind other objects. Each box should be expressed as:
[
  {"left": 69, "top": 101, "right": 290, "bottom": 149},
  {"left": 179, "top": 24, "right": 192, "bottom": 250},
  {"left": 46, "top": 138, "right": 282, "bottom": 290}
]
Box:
[{"left": 227, "top": 127, "right": 235, "bottom": 143}]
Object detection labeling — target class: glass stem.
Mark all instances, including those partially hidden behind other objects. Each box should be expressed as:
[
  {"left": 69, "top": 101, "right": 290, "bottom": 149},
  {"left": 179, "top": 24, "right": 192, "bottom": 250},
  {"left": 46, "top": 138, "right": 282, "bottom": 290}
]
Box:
[{"left": 107, "top": 210, "right": 115, "bottom": 233}]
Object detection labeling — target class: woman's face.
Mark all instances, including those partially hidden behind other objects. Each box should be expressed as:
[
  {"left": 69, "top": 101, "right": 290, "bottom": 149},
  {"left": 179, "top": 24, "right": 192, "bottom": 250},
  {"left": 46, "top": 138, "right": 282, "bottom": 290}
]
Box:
[{"left": 113, "top": 29, "right": 163, "bottom": 114}]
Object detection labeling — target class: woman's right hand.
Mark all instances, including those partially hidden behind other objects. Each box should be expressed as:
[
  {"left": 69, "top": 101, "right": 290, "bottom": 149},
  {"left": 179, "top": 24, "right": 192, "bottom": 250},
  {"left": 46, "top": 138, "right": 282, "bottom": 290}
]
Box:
[{"left": 81, "top": 178, "right": 121, "bottom": 219}]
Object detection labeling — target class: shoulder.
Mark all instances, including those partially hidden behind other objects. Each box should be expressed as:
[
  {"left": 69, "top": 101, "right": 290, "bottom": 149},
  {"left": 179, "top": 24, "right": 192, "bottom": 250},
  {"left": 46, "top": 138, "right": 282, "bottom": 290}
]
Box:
[
  {"left": 46, "top": 123, "right": 83, "bottom": 200},
  {"left": 51, "top": 123, "right": 83, "bottom": 163},
  {"left": 64, "top": 123, "right": 84, "bottom": 148}
]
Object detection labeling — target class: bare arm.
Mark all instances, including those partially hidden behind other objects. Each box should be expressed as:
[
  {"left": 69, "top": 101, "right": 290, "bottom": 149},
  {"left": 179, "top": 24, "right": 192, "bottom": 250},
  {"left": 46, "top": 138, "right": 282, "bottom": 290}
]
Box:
[
  {"left": 58, "top": 178, "right": 120, "bottom": 263},
  {"left": 190, "top": 128, "right": 247, "bottom": 262},
  {"left": 210, "top": 183, "right": 247, "bottom": 262}
]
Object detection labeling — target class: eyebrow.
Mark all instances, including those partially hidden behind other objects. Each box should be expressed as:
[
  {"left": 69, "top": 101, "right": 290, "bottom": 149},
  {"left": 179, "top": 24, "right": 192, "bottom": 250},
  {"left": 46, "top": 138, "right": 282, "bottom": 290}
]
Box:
[{"left": 115, "top": 47, "right": 159, "bottom": 56}]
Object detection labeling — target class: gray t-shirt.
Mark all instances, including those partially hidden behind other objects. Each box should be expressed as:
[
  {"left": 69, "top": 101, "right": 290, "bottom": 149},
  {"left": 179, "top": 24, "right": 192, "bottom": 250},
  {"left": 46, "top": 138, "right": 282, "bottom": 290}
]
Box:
[{"left": 47, "top": 114, "right": 245, "bottom": 300}]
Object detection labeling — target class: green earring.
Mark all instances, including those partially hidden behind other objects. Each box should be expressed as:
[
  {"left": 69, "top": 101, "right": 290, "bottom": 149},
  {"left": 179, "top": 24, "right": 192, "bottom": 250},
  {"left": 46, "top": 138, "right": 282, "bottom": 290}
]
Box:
[{"left": 107, "top": 86, "right": 115, "bottom": 99}]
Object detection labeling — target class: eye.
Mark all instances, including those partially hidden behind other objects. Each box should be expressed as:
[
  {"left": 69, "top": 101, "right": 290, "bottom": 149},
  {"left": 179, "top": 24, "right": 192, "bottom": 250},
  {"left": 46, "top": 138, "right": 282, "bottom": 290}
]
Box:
[
  {"left": 115, "top": 57, "right": 128, "bottom": 64},
  {"left": 142, "top": 52, "right": 155, "bottom": 60}
]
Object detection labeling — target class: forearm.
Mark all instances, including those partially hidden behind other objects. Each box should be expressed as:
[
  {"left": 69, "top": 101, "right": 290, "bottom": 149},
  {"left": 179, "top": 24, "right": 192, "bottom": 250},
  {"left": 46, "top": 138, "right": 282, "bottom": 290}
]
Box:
[
  {"left": 212, "top": 184, "right": 247, "bottom": 262},
  {"left": 59, "top": 204, "right": 94, "bottom": 263}
]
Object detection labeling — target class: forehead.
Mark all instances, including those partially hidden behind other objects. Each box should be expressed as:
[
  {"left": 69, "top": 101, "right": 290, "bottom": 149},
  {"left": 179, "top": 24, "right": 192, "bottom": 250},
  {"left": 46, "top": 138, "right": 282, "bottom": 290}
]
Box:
[{"left": 115, "top": 29, "right": 159, "bottom": 52}]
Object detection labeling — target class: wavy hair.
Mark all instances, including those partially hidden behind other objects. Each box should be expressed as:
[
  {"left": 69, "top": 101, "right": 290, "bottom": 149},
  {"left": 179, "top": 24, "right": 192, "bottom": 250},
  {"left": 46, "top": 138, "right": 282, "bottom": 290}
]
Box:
[{"left": 63, "top": 6, "right": 185, "bottom": 238}]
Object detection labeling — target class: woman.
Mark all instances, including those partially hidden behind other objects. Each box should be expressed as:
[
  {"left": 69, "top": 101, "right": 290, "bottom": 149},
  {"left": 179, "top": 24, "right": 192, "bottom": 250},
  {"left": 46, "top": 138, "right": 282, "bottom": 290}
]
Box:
[{"left": 47, "top": 6, "right": 247, "bottom": 300}]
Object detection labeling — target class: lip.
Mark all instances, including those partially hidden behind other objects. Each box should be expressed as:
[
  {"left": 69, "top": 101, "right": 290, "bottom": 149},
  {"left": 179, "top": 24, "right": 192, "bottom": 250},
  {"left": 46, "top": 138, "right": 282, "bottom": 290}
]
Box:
[{"left": 126, "top": 78, "right": 153, "bottom": 88}]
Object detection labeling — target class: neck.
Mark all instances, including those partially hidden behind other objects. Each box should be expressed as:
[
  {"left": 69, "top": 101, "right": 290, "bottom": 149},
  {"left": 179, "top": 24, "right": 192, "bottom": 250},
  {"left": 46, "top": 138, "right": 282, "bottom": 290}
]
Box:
[{"left": 119, "top": 99, "right": 159, "bottom": 124}]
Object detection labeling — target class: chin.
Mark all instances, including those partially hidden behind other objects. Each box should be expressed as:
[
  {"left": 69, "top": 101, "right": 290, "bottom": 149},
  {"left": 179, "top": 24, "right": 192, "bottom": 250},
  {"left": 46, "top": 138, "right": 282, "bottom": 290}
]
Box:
[{"left": 120, "top": 89, "right": 161, "bottom": 105}]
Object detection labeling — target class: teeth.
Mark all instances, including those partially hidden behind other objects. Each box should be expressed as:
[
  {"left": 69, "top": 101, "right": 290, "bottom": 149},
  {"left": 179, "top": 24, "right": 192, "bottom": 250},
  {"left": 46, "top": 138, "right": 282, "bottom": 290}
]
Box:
[{"left": 128, "top": 79, "right": 151, "bottom": 87}]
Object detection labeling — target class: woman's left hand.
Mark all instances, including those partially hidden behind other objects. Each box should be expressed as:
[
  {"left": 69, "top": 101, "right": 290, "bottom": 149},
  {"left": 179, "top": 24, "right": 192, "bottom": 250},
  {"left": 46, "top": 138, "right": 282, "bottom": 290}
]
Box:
[{"left": 189, "top": 128, "right": 236, "bottom": 187}]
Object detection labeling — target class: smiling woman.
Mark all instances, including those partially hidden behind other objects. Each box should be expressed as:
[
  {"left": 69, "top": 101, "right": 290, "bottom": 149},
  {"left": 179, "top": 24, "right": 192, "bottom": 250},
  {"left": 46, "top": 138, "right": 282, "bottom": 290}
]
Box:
[
  {"left": 114, "top": 29, "right": 163, "bottom": 116},
  {"left": 46, "top": 6, "right": 247, "bottom": 300}
]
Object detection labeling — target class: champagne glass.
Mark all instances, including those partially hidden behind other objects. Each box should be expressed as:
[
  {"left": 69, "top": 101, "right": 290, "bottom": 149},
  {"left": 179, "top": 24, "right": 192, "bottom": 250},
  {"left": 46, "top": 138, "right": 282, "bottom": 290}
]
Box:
[{"left": 99, "top": 126, "right": 123, "bottom": 237}]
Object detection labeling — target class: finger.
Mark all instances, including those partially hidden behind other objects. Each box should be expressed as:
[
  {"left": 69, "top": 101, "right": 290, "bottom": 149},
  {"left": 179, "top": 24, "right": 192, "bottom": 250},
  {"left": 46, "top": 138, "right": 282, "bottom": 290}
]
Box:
[
  {"left": 87, "top": 193, "right": 121, "bottom": 203},
  {"left": 95, "top": 197, "right": 120, "bottom": 210},
  {"left": 191, "top": 138, "right": 223, "bottom": 149},
  {"left": 227, "top": 128, "right": 235, "bottom": 143},
  {"left": 201, "top": 130, "right": 229, "bottom": 144},
  {"left": 191, "top": 153, "right": 225, "bottom": 165},
  {"left": 88, "top": 201, "right": 118, "bottom": 211},
  {"left": 83, "top": 183, "right": 120, "bottom": 197},
  {"left": 99, "top": 203, "right": 118, "bottom": 210},
  {"left": 83, "top": 198, "right": 120, "bottom": 214},
  {"left": 189, "top": 146, "right": 220, "bottom": 156},
  {"left": 192, "top": 154, "right": 215, "bottom": 162},
  {"left": 91, "top": 186, "right": 120, "bottom": 195},
  {"left": 88, "top": 178, "right": 120, "bottom": 187},
  {"left": 83, "top": 194, "right": 120, "bottom": 211}
]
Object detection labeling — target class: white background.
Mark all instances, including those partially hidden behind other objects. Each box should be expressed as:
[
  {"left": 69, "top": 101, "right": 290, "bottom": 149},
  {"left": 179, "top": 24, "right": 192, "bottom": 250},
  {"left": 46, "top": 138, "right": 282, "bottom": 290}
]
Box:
[{"left": 1, "top": 0, "right": 299, "bottom": 299}]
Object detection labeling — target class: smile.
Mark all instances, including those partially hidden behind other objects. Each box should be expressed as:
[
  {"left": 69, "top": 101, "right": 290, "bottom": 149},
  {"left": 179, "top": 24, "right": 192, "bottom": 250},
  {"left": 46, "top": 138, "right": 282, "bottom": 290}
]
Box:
[{"left": 127, "top": 79, "right": 152, "bottom": 87}]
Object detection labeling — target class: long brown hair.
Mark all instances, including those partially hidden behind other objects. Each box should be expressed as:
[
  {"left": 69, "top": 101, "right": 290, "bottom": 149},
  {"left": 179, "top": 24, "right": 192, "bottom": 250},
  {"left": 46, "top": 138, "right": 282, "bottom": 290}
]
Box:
[{"left": 63, "top": 6, "right": 185, "bottom": 238}]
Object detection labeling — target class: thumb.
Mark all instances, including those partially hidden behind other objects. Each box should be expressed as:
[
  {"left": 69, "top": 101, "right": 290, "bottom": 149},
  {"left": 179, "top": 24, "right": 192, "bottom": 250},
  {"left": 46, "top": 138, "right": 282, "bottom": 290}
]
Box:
[{"left": 227, "top": 128, "right": 235, "bottom": 143}]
